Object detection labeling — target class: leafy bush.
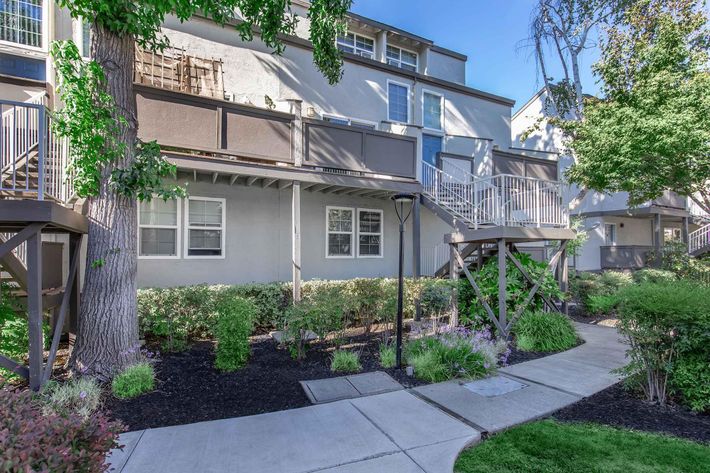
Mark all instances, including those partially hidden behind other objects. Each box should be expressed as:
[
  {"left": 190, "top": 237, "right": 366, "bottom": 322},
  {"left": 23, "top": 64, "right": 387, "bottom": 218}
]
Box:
[
  {"left": 379, "top": 343, "right": 396, "bottom": 368},
  {"left": 586, "top": 294, "right": 620, "bottom": 316},
  {"left": 112, "top": 362, "right": 155, "bottom": 399},
  {"left": 420, "top": 279, "right": 454, "bottom": 318},
  {"left": 283, "top": 286, "right": 346, "bottom": 359},
  {"left": 41, "top": 377, "right": 102, "bottom": 419},
  {"left": 330, "top": 350, "right": 362, "bottom": 372},
  {"left": 632, "top": 268, "right": 677, "bottom": 284},
  {"left": 458, "top": 253, "right": 563, "bottom": 333},
  {"left": 214, "top": 297, "right": 255, "bottom": 371},
  {"left": 570, "top": 270, "right": 632, "bottom": 313},
  {"left": 671, "top": 355, "right": 710, "bottom": 413},
  {"left": 406, "top": 326, "right": 508, "bottom": 382},
  {"left": 1, "top": 389, "right": 123, "bottom": 472},
  {"left": 616, "top": 281, "right": 710, "bottom": 408},
  {"left": 513, "top": 311, "right": 578, "bottom": 352}
]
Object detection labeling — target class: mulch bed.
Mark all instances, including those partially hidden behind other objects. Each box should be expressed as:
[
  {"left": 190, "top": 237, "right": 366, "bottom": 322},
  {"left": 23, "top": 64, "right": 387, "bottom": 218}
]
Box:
[
  {"left": 553, "top": 383, "right": 710, "bottom": 444},
  {"left": 104, "top": 331, "right": 550, "bottom": 431}
]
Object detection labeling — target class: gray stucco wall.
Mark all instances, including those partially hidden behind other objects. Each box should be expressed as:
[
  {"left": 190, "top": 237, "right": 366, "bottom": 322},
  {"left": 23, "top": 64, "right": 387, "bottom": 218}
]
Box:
[
  {"left": 137, "top": 179, "right": 420, "bottom": 288},
  {"left": 426, "top": 50, "right": 466, "bottom": 84}
]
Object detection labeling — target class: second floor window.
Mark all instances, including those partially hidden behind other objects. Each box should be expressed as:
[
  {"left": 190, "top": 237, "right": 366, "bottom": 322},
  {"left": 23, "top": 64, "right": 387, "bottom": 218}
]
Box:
[
  {"left": 337, "top": 32, "right": 374, "bottom": 59},
  {"left": 604, "top": 223, "right": 617, "bottom": 246},
  {"left": 386, "top": 45, "right": 417, "bottom": 72},
  {"left": 423, "top": 91, "right": 443, "bottom": 130},
  {"left": 0, "top": 0, "right": 43, "bottom": 48},
  {"left": 388, "top": 81, "right": 410, "bottom": 123}
]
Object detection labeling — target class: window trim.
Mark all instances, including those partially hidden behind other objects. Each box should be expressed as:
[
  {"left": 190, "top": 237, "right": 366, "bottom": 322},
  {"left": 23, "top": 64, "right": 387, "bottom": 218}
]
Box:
[
  {"left": 356, "top": 208, "right": 384, "bottom": 259},
  {"left": 322, "top": 113, "right": 378, "bottom": 130},
  {"left": 0, "top": 0, "right": 48, "bottom": 52},
  {"left": 387, "top": 79, "right": 411, "bottom": 124},
  {"left": 75, "top": 17, "right": 91, "bottom": 58},
  {"left": 336, "top": 31, "right": 376, "bottom": 59},
  {"left": 386, "top": 44, "right": 418, "bottom": 72},
  {"left": 422, "top": 89, "right": 444, "bottom": 131},
  {"left": 184, "top": 196, "right": 227, "bottom": 260},
  {"left": 325, "top": 205, "right": 355, "bottom": 259},
  {"left": 604, "top": 223, "right": 617, "bottom": 246},
  {"left": 137, "top": 197, "right": 182, "bottom": 260}
]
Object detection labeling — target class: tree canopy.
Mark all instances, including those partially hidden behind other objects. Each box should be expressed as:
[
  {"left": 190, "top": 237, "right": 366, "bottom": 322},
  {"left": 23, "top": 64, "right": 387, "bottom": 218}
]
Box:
[{"left": 563, "top": 0, "right": 710, "bottom": 212}]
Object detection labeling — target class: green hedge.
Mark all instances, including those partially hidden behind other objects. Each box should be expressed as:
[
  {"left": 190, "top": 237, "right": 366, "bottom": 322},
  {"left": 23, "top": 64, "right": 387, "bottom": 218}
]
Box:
[{"left": 138, "top": 277, "right": 453, "bottom": 351}]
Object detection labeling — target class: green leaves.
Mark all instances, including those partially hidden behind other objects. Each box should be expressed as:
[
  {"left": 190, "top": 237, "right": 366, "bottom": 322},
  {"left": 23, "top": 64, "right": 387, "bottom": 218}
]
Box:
[{"left": 111, "top": 140, "right": 187, "bottom": 201}]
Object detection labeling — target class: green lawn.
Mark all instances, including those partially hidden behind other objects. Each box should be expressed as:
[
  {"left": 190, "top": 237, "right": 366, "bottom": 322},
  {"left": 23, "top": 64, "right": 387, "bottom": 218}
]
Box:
[{"left": 455, "top": 420, "right": 710, "bottom": 473}]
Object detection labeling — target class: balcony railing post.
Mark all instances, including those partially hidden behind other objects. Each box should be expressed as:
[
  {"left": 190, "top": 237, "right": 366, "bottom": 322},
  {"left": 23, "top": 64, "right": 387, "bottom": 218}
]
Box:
[
  {"left": 535, "top": 180, "right": 541, "bottom": 227},
  {"left": 37, "top": 106, "right": 45, "bottom": 201}
]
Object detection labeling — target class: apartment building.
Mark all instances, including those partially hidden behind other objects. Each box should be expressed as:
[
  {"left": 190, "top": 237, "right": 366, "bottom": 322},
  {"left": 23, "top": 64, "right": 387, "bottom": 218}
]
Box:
[
  {"left": 1, "top": 1, "right": 570, "bottom": 296},
  {"left": 511, "top": 88, "right": 710, "bottom": 271}
]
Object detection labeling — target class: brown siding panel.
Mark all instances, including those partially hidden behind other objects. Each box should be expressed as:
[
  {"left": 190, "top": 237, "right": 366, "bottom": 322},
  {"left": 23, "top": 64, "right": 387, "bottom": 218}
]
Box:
[
  {"left": 223, "top": 110, "right": 292, "bottom": 162},
  {"left": 526, "top": 161, "right": 557, "bottom": 181},
  {"left": 493, "top": 155, "right": 524, "bottom": 176},
  {"left": 364, "top": 134, "right": 416, "bottom": 177},
  {"left": 306, "top": 124, "right": 365, "bottom": 171}
]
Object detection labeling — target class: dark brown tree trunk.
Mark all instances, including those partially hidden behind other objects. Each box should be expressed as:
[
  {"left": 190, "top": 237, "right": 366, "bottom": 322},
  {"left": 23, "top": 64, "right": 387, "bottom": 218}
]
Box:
[{"left": 69, "top": 24, "right": 140, "bottom": 379}]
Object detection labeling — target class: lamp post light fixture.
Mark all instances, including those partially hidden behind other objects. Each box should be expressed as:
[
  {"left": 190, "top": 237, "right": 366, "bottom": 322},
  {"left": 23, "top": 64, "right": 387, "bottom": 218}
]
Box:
[{"left": 391, "top": 192, "right": 416, "bottom": 369}]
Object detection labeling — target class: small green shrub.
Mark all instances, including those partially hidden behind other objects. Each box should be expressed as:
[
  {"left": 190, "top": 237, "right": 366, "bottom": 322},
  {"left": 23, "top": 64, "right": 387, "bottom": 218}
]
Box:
[
  {"left": 586, "top": 294, "right": 620, "bottom": 316},
  {"left": 112, "top": 362, "right": 155, "bottom": 399},
  {"left": 379, "top": 343, "right": 396, "bottom": 368},
  {"left": 671, "top": 355, "right": 710, "bottom": 413},
  {"left": 214, "top": 297, "right": 255, "bottom": 371},
  {"left": 330, "top": 350, "right": 362, "bottom": 372},
  {"left": 283, "top": 286, "right": 346, "bottom": 359},
  {"left": 41, "top": 377, "right": 102, "bottom": 419},
  {"left": 616, "top": 281, "right": 710, "bottom": 408},
  {"left": 513, "top": 311, "right": 578, "bottom": 352},
  {"left": 632, "top": 268, "right": 677, "bottom": 284},
  {"left": 570, "top": 271, "right": 632, "bottom": 314}
]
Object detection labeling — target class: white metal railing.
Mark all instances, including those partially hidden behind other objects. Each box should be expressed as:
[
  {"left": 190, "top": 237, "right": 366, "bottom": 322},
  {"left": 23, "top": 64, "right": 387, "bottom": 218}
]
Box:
[
  {"left": 421, "top": 161, "right": 568, "bottom": 229},
  {"left": 688, "top": 198, "right": 710, "bottom": 221},
  {"left": 689, "top": 224, "right": 710, "bottom": 254},
  {"left": 421, "top": 243, "right": 449, "bottom": 276},
  {"left": 0, "top": 97, "right": 74, "bottom": 203}
]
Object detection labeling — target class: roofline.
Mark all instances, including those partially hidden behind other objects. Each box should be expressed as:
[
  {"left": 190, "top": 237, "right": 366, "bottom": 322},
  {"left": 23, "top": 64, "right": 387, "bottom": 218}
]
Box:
[{"left": 511, "top": 86, "right": 546, "bottom": 121}]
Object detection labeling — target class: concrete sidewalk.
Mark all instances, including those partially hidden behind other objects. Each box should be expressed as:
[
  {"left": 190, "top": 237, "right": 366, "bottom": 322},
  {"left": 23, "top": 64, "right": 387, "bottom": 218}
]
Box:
[
  {"left": 108, "top": 322, "right": 627, "bottom": 472},
  {"left": 413, "top": 322, "right": 627, "bottom": 433},
  {"left": 107, "top": 390, "right": 479, "bottom": 473}
]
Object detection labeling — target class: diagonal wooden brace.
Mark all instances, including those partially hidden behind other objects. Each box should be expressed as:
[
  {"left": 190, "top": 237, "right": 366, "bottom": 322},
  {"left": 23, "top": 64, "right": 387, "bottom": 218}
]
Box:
[
  {"left": 452, "top": 245, "right": 506, "bottom": 335},
  {"left": 505, "top": 240, "right": 568, "bottom": 333},
  {"left": 0, "top": 223, "right": 46, "bottom": 258},
  {"left": 505, "top": 247, "right": 560, "bottom": 313}
]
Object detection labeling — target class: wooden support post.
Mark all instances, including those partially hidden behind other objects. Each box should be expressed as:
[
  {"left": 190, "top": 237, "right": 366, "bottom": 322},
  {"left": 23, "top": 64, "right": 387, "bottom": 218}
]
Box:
[
  {"left": 449, "top": 243, "right": 459, "bottom": 327},
  {"left": 560, "top": 244, "right": 569, "bottom": 315},
  {"left": 497, "top": 238, "right": 507, "bottom": 333},
  {"left": 681, "top": 217, "right": 689, "bottom": 245},
  {"left": 654, "top": 213, "right": 662, "bottom": 267},
  {"left": 292, "top": 181, "right": 302, "bottom": 303},
  {"left": 26, "top": 229, "right": 43, "bottom": 391},
  {"left": 477, "top": 244, "right": 483, "bottom": 271},
  {"left": 412, "top": 196, "right": 422, "bottom": 321},
  {"left": 68, "top": 234, "right": 81, "bottom": 347}
]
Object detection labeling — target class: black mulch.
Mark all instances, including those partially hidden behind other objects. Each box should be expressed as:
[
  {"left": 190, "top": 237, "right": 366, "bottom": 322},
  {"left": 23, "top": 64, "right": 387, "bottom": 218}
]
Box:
[
  {"left": 553, "top": 383, "right": 710, "bottom": 444},
  {"left": 105, "top": 331, "right": 548, "bottom": 431}
]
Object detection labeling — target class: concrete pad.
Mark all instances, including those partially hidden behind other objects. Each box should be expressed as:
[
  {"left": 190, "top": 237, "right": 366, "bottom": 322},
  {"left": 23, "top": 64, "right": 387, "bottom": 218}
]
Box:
[
  {"left": 463, "top": 375, "right": 527, "bottom": 397},
  {"left": 119, "top": 401, "right": 399, "bottom": 473},
  {"left": 316, "top": 453, "right": 424, "bottom": 473},
  {"left": 350, "top": 390, "right": 478, "bottom": 450},
  {"left": 559, "top": 346, "right": 628, "bottom": 371},
  {"left": 106, "top": 430, "right": 144, "bottom": 472},
  {"left": 346, "top": 371, "right": 403, "bottom": 396},
  {"left": 302, "top": 377, "right": 360, "bottom": 403},
  {"left": 406, "top": 436, "right": 477, "bottom": 473},
  {"left": 500, "top": 357, "right": 622, "bottom": 397},
  {"left": 414, "top": 379, "right": 579, "bottom": 433}
]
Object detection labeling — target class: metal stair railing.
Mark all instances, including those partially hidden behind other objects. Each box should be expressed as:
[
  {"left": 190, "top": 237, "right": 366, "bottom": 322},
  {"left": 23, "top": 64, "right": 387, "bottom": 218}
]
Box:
[{"left": 689, "top": 224, "right": 710, "bottom": 255}]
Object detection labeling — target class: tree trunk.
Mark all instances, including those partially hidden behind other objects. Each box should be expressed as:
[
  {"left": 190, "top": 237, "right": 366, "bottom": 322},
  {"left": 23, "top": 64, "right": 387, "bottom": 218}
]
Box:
[{"left": 69, "top": 24, "right": 140, "bottom": 379}]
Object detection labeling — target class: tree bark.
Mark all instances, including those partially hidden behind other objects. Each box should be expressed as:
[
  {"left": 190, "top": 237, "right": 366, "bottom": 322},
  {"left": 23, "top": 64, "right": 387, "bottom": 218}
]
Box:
[{"left": 69, "top": 24, "right": 140, "bottom": 379}]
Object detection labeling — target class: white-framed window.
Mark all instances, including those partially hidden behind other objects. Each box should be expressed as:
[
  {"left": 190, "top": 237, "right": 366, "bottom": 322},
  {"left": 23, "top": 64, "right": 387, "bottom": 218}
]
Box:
[
  {"left": 387, "top": 80, "right": 410, "bottom": 123},
  {"left": 322, "top": 114, "right": 377, "bottom": 130},
  {"left": 423, "top": 90, "right": 444, "bottom": 130},
  {"left": 185, "top": 197, "right": 226, "bottom": 258},
  {"left": 386, "top": 45, "right": 417, "bottom": 72},
  {"left": 79, "top": 19, "right": 90, "bottom": 58},
  {"left": 326, "top": 206, "right": 354, "bottom": 258},
  {"left": 604, "top": 223, "right": 617, "bottom": 246},
  {"left": 138, "top": 198, "right": 181, "bottom": 259},
  {"left": 337, "top": 32, "right": 375, "bottom": 59},
  {"left": 357, "top": 209, "right": 383, "bottom": 258},
  {"left": 0, "top": 0, "right": 43, "bottom": 49}
]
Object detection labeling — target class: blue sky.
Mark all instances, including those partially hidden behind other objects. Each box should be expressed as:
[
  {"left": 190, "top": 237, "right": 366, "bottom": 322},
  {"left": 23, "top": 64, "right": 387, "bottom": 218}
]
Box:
[{"left": 350, "top": 0, "right": 602, "bottom": 112}]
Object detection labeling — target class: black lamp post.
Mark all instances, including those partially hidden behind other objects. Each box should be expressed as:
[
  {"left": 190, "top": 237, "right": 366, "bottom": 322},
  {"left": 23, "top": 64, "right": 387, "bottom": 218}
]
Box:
[{"left": 391, "top": 192, "right": 416, "bottom": 369}]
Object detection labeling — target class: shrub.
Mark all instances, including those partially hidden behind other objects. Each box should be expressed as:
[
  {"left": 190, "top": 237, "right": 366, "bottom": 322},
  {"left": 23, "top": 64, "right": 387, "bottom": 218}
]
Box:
[
  {"left": 331, "top": 350, "right": 362, "bottom": 372},
  {"left": 379, "top": 343, "right": 396, "bottom": 368},
  {"left": 214, "top": 297, "right": 255, "bottom": 371},
  {"left": 1, "top": 389, "right": 123, "bottom": 472},
  {"left": 570, "top": 271, "right": 632, "bottom": 313},
  {"left": 586, "top": 294, "right": 620, "bottom": 316},
  {"left": 406, "top": 326, "right": 507, "bottom": 382},
  {"left": 458, "top": 253, "right": 563, "bottom": 333},
  {"left": 632, "top": 268, "right": 677, "bottom": 284},
  {"left": 41, "top": 377, "right": 102, "bottom": 419},
  {"left": 513, "top": 311, "right": 578, "bottom": 352},
  {"left": 671, "top": 355, "right": 710, "bottom": 413},
  {"left": 112, "top": 362, "right": 155, "bottom": 399},
  {"left": 420, "top": 279, "right": 453, "bottom": 318},
  {"left": 616, "top": 281, "right": 710, "bottom": 408},
  {"left": 283, "top": 286, "right": 346, "bottom": 359}
]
